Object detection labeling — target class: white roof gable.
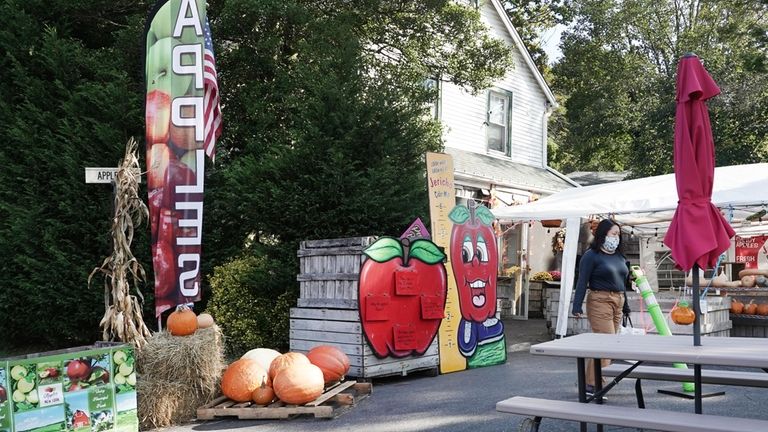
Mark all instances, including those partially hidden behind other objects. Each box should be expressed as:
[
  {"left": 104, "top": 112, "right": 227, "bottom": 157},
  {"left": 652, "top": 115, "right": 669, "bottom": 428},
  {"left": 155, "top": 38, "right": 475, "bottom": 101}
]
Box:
[{"left": 488, "top": 0, "right": 558, "bottom": 107}]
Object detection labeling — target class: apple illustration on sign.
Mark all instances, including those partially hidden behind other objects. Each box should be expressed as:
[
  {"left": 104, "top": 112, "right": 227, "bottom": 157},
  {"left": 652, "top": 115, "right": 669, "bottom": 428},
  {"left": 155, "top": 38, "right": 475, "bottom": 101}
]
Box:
[
  {"left": 358, "top": 237, "right": 447, "bottom": 358},
  {"left": 449, "top": 202, "right": 499, "bottom": 322}
]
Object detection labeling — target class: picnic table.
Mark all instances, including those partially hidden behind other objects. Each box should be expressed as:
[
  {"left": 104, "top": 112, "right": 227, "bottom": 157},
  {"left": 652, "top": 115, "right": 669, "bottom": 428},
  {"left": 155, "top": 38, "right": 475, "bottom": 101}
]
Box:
[{"left": 497, "top": 333, "right": 768, "bottom": 432}]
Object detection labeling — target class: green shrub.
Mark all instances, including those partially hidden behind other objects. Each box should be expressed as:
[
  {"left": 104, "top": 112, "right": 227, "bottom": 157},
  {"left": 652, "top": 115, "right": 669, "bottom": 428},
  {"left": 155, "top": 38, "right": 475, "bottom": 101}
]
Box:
[{"left": 206, "top": 252, "right": 296, "bottom": 358}]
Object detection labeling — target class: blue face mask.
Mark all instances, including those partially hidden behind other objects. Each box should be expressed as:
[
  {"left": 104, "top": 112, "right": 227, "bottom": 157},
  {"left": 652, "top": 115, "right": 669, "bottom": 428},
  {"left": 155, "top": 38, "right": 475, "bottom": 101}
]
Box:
[{"left": 603, "top": 236, "right": 619, "bottom": 252}]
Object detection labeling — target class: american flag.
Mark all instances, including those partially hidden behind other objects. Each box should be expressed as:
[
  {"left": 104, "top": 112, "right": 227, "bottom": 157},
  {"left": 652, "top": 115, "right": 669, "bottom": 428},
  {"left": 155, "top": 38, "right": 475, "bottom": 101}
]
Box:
[{"left": 203, "top": 18, "right": 222, "bottom": 161}]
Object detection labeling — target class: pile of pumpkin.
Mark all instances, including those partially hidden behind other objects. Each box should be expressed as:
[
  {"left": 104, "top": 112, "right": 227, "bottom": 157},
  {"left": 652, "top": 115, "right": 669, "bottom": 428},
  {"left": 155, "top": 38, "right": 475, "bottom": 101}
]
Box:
[
  {"left": 220, "top": 346, "right": 350, "bottom": 406},
  {"left": 730, "top": 299, "right": 768, "bottom": 316},
  {"left": 166, "top": 305, "right": 216, "bottom": 336}
]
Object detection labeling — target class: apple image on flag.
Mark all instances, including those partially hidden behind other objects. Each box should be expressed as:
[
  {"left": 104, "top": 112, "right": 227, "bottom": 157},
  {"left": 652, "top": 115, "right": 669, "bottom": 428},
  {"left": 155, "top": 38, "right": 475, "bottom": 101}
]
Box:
[{"left": 358, "top": 237, "right": 447, "bottom": 358}]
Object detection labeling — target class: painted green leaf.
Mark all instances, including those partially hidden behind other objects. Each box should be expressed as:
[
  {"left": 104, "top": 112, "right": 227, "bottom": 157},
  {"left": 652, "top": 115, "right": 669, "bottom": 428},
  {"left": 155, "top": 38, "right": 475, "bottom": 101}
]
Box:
[
  {"left": 363, "top": 237, "right": 403, "bottom": 262},
  {"left": 408, "top": 239, "right": 446, "bottom": 264},
  {"left": 476, "top": 206, "right": 495, "bottom": 226},
  {"left": 449, "top": 205, "right": 470, "bottom": 224}
]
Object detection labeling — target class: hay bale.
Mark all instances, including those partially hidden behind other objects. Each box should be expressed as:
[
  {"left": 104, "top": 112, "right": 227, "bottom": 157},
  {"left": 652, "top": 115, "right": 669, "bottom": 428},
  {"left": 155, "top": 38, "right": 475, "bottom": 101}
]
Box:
[
  {"left": 136, "top": 326, "right": 225, "bottom": 429},
  {"left": 136, "top": 378, "right": 193, "bottom": 430}
]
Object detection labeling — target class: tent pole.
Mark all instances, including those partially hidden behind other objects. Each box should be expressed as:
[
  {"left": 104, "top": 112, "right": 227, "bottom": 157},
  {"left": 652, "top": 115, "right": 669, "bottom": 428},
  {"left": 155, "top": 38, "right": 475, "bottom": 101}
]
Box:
[{"left": 692, "top": 264, "right": 701, "bottom": 346}]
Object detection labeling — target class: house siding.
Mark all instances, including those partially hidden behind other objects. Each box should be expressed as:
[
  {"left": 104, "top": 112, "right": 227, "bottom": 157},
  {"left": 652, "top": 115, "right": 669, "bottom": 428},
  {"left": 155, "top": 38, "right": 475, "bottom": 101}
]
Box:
[{"left": 440, "top": 1, "right": 548, "bottom": 169}]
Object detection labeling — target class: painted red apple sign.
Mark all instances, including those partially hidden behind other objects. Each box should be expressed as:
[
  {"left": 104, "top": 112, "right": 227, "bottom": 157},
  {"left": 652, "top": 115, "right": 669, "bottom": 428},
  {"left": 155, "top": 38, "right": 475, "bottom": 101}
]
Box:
[{"left": 359, "top": 237, "right": 448, "bottom": 358}]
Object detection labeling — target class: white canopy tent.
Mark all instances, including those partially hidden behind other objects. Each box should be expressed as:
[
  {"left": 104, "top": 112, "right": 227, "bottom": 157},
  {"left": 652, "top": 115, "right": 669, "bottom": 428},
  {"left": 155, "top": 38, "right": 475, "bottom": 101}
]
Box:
[{"left": 493, "top": 163, "right": 768, "bottom": 337}]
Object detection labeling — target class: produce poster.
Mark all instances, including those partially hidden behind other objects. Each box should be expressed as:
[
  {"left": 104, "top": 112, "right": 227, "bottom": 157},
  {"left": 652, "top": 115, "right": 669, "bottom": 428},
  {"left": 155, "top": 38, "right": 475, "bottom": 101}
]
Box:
[
  {"left": 426, "top": 152, "right": 466, "bottom": 373},
  {"left": 145, "top": 0, "right": 211, "bottom": 316},
  {"left": 0, "top": 345, "right": 137, "bottom": 432},
  {"left": 735, "top": 235, "right": 768, "bottom": 269}
]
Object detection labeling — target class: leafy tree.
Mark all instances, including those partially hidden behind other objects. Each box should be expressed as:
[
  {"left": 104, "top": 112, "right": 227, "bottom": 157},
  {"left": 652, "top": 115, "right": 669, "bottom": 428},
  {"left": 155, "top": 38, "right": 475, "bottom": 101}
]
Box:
[
  {"left": 0, "top": 0, "right": 149, "bottom": 348},
  {"left": 549, "top": 0, "right": 768, "bottom": 177},
  {"left": 201, "top": 0, "right": 511, "bottom": 349},
  {"left": 0, "top": 0, "right": 510, "bottom": 350},
  {"left": 500, "top": 0, "right": 568, "bottom": 72}
]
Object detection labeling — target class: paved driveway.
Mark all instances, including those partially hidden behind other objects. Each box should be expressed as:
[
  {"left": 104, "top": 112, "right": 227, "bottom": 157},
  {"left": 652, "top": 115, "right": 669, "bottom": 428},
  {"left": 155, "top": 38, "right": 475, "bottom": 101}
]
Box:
[{"left": 162, "top": 319, "right": 768, "bottom": 432}]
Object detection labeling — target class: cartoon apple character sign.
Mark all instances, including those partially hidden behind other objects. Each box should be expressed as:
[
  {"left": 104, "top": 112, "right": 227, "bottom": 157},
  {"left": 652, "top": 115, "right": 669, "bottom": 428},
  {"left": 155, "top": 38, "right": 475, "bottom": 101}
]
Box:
[
  {"left": 449, "top": 201, "right": 506, "bottom": 368},
  {"left": 359, "top": 237, "right": 448, "bottom": 358}
]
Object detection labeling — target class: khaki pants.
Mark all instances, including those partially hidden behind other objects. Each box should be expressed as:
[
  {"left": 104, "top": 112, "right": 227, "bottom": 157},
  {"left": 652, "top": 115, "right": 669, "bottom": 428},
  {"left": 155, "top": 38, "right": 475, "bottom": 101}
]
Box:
[{"left": 585, "top": 290, "right": 624, "bottom": 387}]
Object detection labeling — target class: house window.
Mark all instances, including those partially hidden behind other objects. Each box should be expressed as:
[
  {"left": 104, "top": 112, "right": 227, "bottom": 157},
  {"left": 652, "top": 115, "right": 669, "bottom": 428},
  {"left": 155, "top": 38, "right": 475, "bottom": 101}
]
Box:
[
  {"left": 423, "top": 77, "right": 440, "bottom": 119},
  {"left": 487, "top": 90, "right": 511, "bottom": 155}
]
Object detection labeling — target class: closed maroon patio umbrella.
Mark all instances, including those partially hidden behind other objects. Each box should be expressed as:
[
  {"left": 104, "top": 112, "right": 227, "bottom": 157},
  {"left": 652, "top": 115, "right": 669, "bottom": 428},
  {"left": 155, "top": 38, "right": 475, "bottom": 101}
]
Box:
[
  {"left": 663, "top": 52, "right": 735, "bottom": 415},
  {"left": 664, "top": 54, "right": 735, "bottom": 350}
]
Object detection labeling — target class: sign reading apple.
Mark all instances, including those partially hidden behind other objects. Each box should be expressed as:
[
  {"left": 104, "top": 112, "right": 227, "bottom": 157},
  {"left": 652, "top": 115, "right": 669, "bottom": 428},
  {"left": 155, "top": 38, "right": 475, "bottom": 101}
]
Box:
[
  {"left": 358, "top": 237, "right": 447, "bottom": 358},
  {"left": 449, "top": 202, "right": 499, "bottom": 322}
]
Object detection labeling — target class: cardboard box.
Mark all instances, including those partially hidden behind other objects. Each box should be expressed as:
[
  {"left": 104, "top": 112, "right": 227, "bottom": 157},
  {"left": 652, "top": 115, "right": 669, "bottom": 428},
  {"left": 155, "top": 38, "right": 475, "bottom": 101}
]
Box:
[{"left": 0, "top": 342, "right": 137, "bottom": 432}]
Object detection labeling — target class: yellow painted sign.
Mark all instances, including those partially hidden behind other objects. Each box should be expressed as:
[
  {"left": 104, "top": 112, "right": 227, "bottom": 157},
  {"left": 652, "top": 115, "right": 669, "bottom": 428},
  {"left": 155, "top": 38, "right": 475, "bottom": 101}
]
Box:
[{"left": 426, "top": 152, "right": 466, "bottom": 373}]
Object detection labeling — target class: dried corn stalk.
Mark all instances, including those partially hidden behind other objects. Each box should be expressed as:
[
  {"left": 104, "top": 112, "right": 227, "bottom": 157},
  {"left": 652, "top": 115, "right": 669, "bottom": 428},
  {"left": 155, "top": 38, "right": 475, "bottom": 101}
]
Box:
[{"left": 89, "top": 137, "right": 152, "bottom": 347}]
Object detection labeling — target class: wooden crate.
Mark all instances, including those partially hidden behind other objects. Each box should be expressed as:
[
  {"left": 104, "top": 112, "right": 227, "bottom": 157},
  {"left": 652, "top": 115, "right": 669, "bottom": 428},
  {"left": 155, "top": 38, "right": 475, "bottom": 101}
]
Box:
[
  {"left": 297, "top": 237, "right": 376, "bottom": 309},
  {"left": 289, "top": 307, "right": 439, "bottom": 378},
  {"left": 197, "top": 381, "right": 371, "bottom": 420},
  {"left": 546, "top": 291, "right": 732, "bottom": 337}
]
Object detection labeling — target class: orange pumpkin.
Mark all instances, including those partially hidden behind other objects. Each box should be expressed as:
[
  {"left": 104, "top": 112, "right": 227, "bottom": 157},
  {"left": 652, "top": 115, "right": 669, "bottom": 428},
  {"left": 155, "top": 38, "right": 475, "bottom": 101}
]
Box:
[
  {"left": 307, "top": 345, "right": 350, "bottom": 384},
  {"left": 730, "top": 298, "right": 744, "bottom": 314},
  {"left": 671, "top": 301, "right": 696, "bottom": 325},
  {"left": 744, "top": 300, "right": 758, "bottom": 315},
  {"left": 757, "top": 303, "right": 768, "bottom": 316},
  {"left": 273, "top": 363, "right": 325, "bottom": 405},
  {"left": 242, "top": 348, "right": 282, "bottom": 372},
  {"left": 221, "top": 359, "right": 268, "bottom": 402},
  {"left": 269, "top": 352, "right": 310, "bottom": 381},
  {"left": 251, "top": 378, "right": 275, "bottom": 405},
  {"left": 167, "top": 305, "right": 198, "bottom": 336}
]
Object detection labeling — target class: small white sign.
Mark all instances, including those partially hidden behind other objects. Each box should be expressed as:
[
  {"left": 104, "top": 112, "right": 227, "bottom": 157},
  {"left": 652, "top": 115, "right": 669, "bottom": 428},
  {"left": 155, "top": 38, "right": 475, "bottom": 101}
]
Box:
[
  {"left": 38, "top": 382, "right": 63, "bottom": 407},
  {"left": 84, "top": 167, "right": 141, "bottom": 184}
]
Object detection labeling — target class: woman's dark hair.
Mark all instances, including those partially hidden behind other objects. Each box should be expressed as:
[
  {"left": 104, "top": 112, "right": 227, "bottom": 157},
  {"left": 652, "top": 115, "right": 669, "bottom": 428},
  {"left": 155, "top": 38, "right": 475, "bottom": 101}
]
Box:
[{"left": 590, "top": 219, "right": 623, "bottom": 254}]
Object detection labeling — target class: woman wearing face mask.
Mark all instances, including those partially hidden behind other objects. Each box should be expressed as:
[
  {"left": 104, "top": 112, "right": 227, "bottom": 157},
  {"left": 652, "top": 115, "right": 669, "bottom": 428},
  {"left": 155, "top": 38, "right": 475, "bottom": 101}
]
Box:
[{"left": 571, "top": 219, "right": 631, "bottom": 396}]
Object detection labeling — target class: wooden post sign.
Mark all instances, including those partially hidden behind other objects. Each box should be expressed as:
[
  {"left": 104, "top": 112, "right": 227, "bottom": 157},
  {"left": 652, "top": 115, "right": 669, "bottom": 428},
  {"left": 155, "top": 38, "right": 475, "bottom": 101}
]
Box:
[{"left": 85, "top": 168, "right": 142, "bottom": 184}]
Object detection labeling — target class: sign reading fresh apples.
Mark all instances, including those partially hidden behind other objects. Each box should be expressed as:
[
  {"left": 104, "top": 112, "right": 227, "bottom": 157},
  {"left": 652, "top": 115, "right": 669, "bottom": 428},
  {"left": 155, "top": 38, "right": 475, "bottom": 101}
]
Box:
[
  {"left": 145, "top": 0, "right": 209, "bottom": 316},
  {"left": 358, "top": 237, "right": 448, "bottom": 358}
]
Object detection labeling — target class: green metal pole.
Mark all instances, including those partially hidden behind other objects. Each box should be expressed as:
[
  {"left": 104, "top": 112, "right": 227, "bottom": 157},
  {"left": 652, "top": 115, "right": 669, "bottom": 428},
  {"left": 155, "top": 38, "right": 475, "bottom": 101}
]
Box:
[{"left": 630, "top": 266, "right": 695, "bottom": 392}]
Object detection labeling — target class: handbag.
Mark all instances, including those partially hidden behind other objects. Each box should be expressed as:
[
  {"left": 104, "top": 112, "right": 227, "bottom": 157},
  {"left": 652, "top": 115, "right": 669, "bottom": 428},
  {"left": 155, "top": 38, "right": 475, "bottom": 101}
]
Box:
[{"left": 619, "top": 314, "right": 646, "bottom": 336}]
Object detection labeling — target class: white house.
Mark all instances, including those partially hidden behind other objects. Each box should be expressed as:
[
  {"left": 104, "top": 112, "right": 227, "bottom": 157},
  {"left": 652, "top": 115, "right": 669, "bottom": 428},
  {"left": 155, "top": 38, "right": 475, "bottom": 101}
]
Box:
[{"left": 437, "top": 0, "right": 577, "bottom": 318}]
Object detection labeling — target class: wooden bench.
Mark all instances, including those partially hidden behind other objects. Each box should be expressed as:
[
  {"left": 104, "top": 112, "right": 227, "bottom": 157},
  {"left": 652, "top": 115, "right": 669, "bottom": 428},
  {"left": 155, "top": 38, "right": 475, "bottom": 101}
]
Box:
[
  {"left": 496, "top": 396, "right": 768, "bottom": 432},
  {"left": 602, "top": 363, "right": 768, "bottom": 407}
]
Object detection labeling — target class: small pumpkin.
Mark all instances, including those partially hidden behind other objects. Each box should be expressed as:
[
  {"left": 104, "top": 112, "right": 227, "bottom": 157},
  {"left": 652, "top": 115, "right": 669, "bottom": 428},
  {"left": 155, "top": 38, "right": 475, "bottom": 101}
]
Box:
[
  {"left": 670, "top": 300, "right": 696, "bottom": 325},
  {"left": 221, "top": 359, "right": 268, "bottom": 402},
  {"left": 167, "top": 304, "right": 198, "bottom": 336},
  {"left": 197, "top": 313, "right": 215, "bottom": 329},
  {"left": 268, "top": 352, "right": 310, "bottom": 381},
  {"left": 757, "top": 303, "right": 768, "bottom": 316},
  {"left": 743, "top": 300, "right": 758, "bottom": 315},
  {"left": 251, "top": 378, "right": 275, "bottom": 405},
  {"left": 730, "top": 298, "right": 744, "bottom": 314},
  {"left": 242, "top": 348, "right": 282, "bottom": 372},
  {"left": 273, "top": 363, "right": 325, "bottom": 405},
  {"left": 307, "top": 345, "right": 350, "bottom": 385}
]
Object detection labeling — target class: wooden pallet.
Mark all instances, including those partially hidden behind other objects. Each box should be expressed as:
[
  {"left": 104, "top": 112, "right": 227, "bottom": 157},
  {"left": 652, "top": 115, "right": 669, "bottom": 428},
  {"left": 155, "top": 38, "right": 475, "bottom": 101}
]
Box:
[{"left": 196, "top": 381, "right": 372, "bottom": 420}]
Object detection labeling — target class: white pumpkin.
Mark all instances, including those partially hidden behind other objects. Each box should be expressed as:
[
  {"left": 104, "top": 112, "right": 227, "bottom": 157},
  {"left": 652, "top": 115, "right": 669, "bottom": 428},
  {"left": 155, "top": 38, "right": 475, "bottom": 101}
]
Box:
[{"left": 241, "top": 348, "right": 282, "bottom": 372}]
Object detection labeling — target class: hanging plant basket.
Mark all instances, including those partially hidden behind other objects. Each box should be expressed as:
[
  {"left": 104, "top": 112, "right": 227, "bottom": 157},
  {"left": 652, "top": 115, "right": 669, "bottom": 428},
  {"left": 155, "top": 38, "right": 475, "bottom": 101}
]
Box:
[{"left": 541, "top": 219, "right": 563, "bottom": 228}]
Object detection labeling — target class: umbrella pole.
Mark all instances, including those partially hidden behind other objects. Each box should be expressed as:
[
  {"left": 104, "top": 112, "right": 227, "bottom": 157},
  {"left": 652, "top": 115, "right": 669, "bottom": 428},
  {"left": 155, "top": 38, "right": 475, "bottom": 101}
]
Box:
[{"left": 692, "top": 264, "right": 701, "bottom": 346}]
